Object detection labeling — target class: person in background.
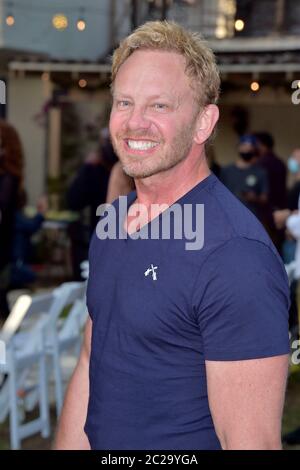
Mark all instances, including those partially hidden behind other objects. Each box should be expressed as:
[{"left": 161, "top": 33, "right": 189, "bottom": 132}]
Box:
[
  {"left": 255, "top": 132, "right": 287, "bottom": 252},
  {"left": 67, "top": 150, "right": 110, "bottom": 233},
  {"left": 66, "top": 134, "right": 117, "bottom": 280},
  {"left": 10, "top": 193, "right": 48, "bottom": 289},
  {"left": 106, "top": 160, "right": 135, "bottom": 203},
  {"left": 274, "top": 202, "right": 300, "bottom": 447},
  {"left": 287, "top": 148, "right": 300, "bottom": 211},
  {"left": 220, "top": 134, "right": 269, "bottom": 223},
  {"left": 272, "top": 149, "right": 300, "bottom": 447},
  {"left": 273, "top": 149, "right": 300, "bottom": 340},
  {"left": 255, "top": 132, "right": 287, "bottom": 210},
  {"left": 0, "top": 120, "right": 23, "bottom": 319},
  {"left": 274, "top": 149, "right": 300, "bottom": 262}
]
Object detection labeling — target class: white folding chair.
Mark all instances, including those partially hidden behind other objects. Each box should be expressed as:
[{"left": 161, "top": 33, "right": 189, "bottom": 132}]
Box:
[
  {"left": 0, "top": 292, "right": 59, "bottom": 449},
  {"left": 45, "top": 282, "right": 87, "bottom": 415},
  {"left": 0, "top": 286, "right": 78, "bottom": 449}
]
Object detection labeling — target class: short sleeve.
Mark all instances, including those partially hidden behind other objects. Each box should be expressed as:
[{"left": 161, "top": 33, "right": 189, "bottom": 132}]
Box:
[{"left": 192, "top": 237, "right": 290, "bottom": 361}]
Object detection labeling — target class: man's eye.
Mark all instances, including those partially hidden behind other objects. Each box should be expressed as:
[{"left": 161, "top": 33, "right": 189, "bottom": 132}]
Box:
[
  {"left": 152, "top": 103, "right": 168, "bottom": 110},
  {"left": 117, "top": 100, "right": 131, "bottom": 108}
]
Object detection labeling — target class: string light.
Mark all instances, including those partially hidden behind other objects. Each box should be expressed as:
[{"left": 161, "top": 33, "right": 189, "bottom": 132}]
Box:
[
  {"left": 52, "top": 13, "right": 68, "bottom": 30},
  {"left": 77, "top": 7, "right": 86, "bottom": 31},
  {"left": 78, "top": 79, "right": 87, "bottom": 88},
  {"left": 250, "top": 81, "right": 260, "bottom": 92},
  {"left": 77, "top": 19, "right": 86, "bottom": 31},
  {"left": 215, "top": 15, "right": 227, "bottom": 39},
  {"left": 235, "top": 19, "right": 245, "bottom": 32},
  {"left": 6, "top": 1, "right": 15, "bottom": 26},
  {"left": 6, "top": 15, "right": 15, "bottom": 26}
]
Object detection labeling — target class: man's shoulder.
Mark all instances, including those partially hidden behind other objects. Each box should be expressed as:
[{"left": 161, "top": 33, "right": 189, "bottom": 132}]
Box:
[{"left": 195, "top": 174, "right": 274, "bottom": 249}]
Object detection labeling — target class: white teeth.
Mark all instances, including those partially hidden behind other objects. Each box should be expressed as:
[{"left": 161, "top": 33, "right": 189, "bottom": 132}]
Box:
[{"left": 127, "top": 140, "right": 158, "bottom": 150}]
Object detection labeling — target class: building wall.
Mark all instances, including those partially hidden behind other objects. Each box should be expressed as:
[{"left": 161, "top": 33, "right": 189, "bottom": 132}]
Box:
[{"left": 7, "top": 76, "right": 47, "bottom": 205}]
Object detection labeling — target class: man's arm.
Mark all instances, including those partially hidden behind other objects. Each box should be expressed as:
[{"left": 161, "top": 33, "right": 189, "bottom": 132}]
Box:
[
  {"left": 54, "top": 317, "right": 92, "bottom": 450},
  {"left": 206, "top": 354, "right": 289, "bottom": 450}
]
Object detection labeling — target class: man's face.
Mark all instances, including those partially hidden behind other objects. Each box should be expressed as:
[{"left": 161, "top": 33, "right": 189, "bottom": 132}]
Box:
[{"left": 109, "top": 49, "right": 200, "bottom": 178}]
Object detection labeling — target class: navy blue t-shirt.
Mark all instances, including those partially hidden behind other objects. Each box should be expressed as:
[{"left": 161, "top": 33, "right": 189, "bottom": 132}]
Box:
[{"left": 85, "top": 173, "right": 290, "bottom": 450}]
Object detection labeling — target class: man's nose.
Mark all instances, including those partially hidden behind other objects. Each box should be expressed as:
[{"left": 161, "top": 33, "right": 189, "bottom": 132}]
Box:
[{"left": 126, "top": 105, "right": 151, "bottom": 131}]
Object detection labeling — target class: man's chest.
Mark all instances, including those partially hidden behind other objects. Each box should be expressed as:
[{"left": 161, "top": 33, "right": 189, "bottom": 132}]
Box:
[{"left": 87, "top": 238, "right": 201, "bottom": 349}]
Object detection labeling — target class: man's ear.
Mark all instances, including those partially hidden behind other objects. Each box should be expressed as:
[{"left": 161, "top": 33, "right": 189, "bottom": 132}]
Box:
[{"left": 194, "top": 105, "right": 219, "bottom": 145}]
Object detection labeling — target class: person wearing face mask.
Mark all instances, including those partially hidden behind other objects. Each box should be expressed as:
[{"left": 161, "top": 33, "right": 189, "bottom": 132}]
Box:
[
  {"left": 273, "top": 149, "right": 300, "bottom": 239},
  {"left": 255, "top": 132, "right": 287, "bottom": 211},
  {"left": 286, "top": 149, "right": 300, "bottom": 210},
  {"left": 273, "top": 149, "right": 300, "bottom": 344},
  {"left": 272, "top": 148, "right": 300, "bottom": 447},
  {"left": 220, "top": 134, "right": 269, "bottom": 222}
]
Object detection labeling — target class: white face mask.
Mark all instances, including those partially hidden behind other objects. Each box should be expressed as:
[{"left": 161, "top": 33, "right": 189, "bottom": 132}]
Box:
[{"left": 288, "top": 157, "right": 300, "bottom": 174}]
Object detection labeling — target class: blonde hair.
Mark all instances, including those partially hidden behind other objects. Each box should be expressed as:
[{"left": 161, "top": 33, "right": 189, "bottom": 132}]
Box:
[{"left": 111, "top": 20, "right": 220, "bottom": 107}]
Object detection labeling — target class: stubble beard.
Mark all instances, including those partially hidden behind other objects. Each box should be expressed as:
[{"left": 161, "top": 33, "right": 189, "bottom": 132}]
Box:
[{"left": 111, "top": 121, "right": 197, "bottom": 179}]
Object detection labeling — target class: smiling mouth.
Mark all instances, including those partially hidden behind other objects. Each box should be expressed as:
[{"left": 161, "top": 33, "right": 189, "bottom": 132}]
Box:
[{"left": 126, "top": 139, "right": 159, "bottom": 151}]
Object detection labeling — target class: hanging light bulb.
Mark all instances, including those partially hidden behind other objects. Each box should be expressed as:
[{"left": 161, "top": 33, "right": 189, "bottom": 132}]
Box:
[
  {"left": 6, "top": 1, "right": 15, "bottom": 26},
  {"left": 235, "top": 19, "right": 245, "bottom": 32},
  {"left": 52, "top": 13, "right": 68, "bottom": 30},
  {"left": 250, "top": 81, "right": 260, "bottom": 92},
  {"left": 77, "top": 7, "right": 86, "bottom": 31},
  {"left": 6, "top": 15, "right": 15, "bottom": 26},
  {"left": 77, "top": 19, "right": 86, "bottom": 31},
  {"left": 79, "top": 79, "right": 87, "bottom": 88}
]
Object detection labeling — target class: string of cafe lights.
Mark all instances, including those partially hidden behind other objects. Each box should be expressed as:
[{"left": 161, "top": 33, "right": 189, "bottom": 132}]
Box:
[
  {"left": 2, "top": 1, "right": 108, "bottom": 31},
  {"left": 4, "top": 0, "right": 246, "bottom": 33},
  {"left": 5, "top": 1, "right": 275, "bottom": 94}
]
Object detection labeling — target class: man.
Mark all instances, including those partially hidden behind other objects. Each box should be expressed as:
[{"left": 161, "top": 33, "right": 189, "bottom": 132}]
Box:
[
  {"left": 287, "top": 148, "right": 300, "bottom": 211},
  {"left": 66, "top": 140, "right": 114, "bottom": 280},
  {"left": 55, "top": 21, "right": 290, "bottom": 450},
  {"left": 255, "top": 132, "right": 287, "bottom": 252},
  {"left": 106, "top": 160, "right": 135, "bottom": 203},
  {"left": 274, "top": 148, "right": 300, "bottom": 340},
  {"left": 220, "top": 134, "right": 268, "bottom": 222},
  {"left": 255, "top": 132, "right": 287, "bottom": 211}
]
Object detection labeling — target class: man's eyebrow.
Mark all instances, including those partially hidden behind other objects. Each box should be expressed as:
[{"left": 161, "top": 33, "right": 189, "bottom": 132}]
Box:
[
  {"left": 112, "top": 92, "right": 132, "bottom": 99},
  {"left": 147, "top": 93, "right": 174, "bottom": 101},
  {"left": 112, "top": 92, "right": 180, "bottom": 104}
]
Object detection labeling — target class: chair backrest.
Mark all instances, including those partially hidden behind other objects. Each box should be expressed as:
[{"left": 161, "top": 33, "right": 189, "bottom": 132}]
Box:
[
  {"left": 59, "top": 299, "right": 88, "bottom": 342},
  {"left": 57, "top": 282, "right": 86, "bottom": 306},
  {"left": 0, "top": 282, "right": 87, "bottom": 358},
  {"left": 49, "top": 282, "right": 86, "bottom": 327},
  {"left": 0, "top": 292, "right": 55, "bottom": 344}
]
